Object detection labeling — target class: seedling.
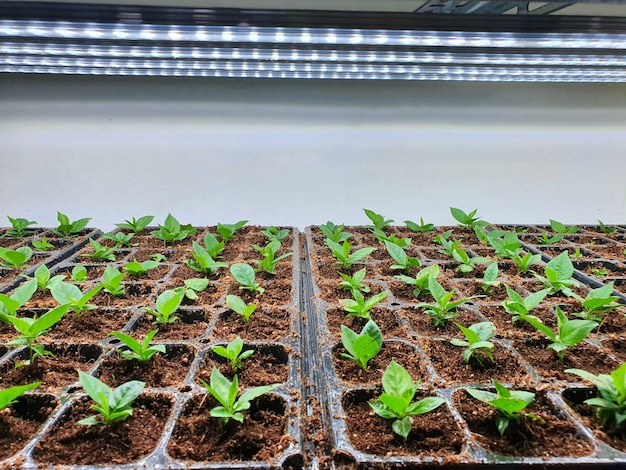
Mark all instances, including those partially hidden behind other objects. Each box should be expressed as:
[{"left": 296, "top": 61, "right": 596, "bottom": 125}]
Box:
[
  {"left": 318, "top": 221, "right": 352, "bottom": 243},
  {"left": 115, "top": 215, "right": 154, "bottom": 233},
  {"left": 5, "top": 216, "right": 37, "bottom": 238},
  {"left": 533, "top": 251, "right": 579, "bottom": 295},
  {"left": 550, "top": 219, "right": 579, "bottom": 234},
  {"left": 486, "top": 230, "right": 522, "bottom": 258},
  {"left": 340, "top": 320, "right": 382, "bottom": 371},
  {"left": 2, "top": 304, "right": 70, "bottom": 367},
  {"left": 437, "top": 237, "right": 462, "bottom": 258},
  {"left": 452, "top": 246, "right": 489, "bottom": 274},
  {"left": 432, "top": 229, "right": 453, "bottom": 246},
  {"left": 216, "top": 220, "right": 248, "bottom": 242},
  {"left": 76, "top": 371, "right": 145, "bottom": 426},
  {"left": 481, "top": 262, "right": 501, "bottom": 294},
  {"left": 510, "top": 252, "right": 542, "bottom": 274},
  {"left": 212, "top": 336, "right": 253, "bottom": 372},
  {"left": 151, "top": 253, "right": 167, "bottom": 263},
  {"left": 225, "top": 294, "right": 256, "bottom": 323},
  {"left": 368, "top": 361, "right": 444, "bottom": 439},
  {"left": 30, "top": 264, "right": 65, "bottom": 292},
  {"left": 143, "top": 289, "right": 183, "bottom": 324},
  {"left": 70, "top": 264, "right": 87, "bottom": 282},
  {"left": 451, "top": 322, "right": 495, "bottom": 366},
  {"left": 573, "top": 247, "right": 582, "bottom": 259},
  {"left": 124, "top": 259, "right": 159, "bottom": 277},
  {"left": 465, "top": 379, "right": 539, "bottom": 436},
  {"left": 0, "top": 278, "right": 37, "bottom": 318},
  {"left": 32, "top": 237, "right": 54, "bottom": 252},
  {"left": 100, "top": 266, "right": 126, "bottom": 296},
  {"left": 598, "top": 220, "right": 618, "bottom": 234},
  {"left": 325, "top": 239, "right": 376, "bottom": 270},
  {"left": 450, "top": 207, "right": 483, "bottom": 229},
  {"left": 253, "top": 240, "right": 293, "bottom": 275},
  {"left": 82, "top": 239, "right": 115, "bottom": 262},
  {"left": 261, "top": 226, "right": 289, "bottom": 242},
  {"left": 364, "top": 209, "right": 393, "bottom": 231},
  {"left": 372, "top": 227, "right": 410, "bottom": 248},
  {"left": 591, "top": 268, "right": 609, "bottom": 277},
  {"left": 395, "top": 264, "right": 440, "bottom": 298},
  {"left": 338, "top": 268, "right": 370, "bottom": 295},
  {"left": 404, "top": 217, "right": 434, "bottom": 233},
  {"left": 52, "top": 212, "right": 91, "bottom": 238},
  {"left": 0, "top": 382, "right": 41, "bottom": 411},
  {"left": 200, "top": 366, "right": 278, "bottom": 425},
  {"left": 340, "top": 290, "right": 389, "bottom": 320},
  {"left": 501, "top": 285, "right": 550, "bottom": 323},
  {"left": 565, "top": 363, "right": 626, "bottom": 430},
  {"left": 415, "top": 276, "right": 477, "bottom": 327},
  {"left": 181, "top": 278, "right": 209, "bottom": 302},
  {"left": 101, "top": 231, "right": 136, "bottom": 248},
  {"left": 186, "top": 241, "right": 228, "bottom": 275},
  {"left": 50, "top": 282, "right": 102, "bottom": 316},
  {"left": 151, "top": 213, "right": 196, "bottom": 243},
  {"left": 230, "top": 263, "right": 264, "bottom": 295},
  {"left": 0, "top": 246, "right": 32, "bottom": 269},
  {"left": 538, "top": 232, "right": 563, "bottom": 245},
  {"left": 521, "top": 305, "right": 598, "bottom": 360},
  {"left": 109, "top": 329, "right": 165, "bottom": 362},
  {"left": 385, "top": 241, "right": 421, "bottom": 272},
  {"left": 202, "top": 232, "right": 225, "bottom": 259},
  {"left": 570, "top": 282, "right": 621, "bottom": 324}
]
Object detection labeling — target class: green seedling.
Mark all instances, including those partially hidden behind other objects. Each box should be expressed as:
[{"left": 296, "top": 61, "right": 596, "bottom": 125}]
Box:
[
  {"left": 201, "top": 366, "right": 278, "bottom": 425},
  {"left": 339, "top": 290, "right": 389, "bottom": 320},
  {"left": 550, "top": 219, "right": 579, "bottom": 234},
  {"left": 510, "top": 252, "right": 542, "bottom": 274},
  {"left": 404, "top": 217, "right": 434, "bottom": 233},
  {"left": 261, "top": 226, "right": 289, "bottom": 242},
  {"left": 5, "top": 217, "right": 37, "bottom": 238},
  {"left": 481, "top": 262, "right": 501, "bottom": 294},
  {"left": 212, "top": 336, "right": 253, "bottom": 372},
  {"left": 364, "top": 209, "right": 393, "bottom": 231},
  {"left": 538, "top": 232, "right": 563, "bottom": 245},
  {"left": 230, "top": 263, "right": 264, "bottom": 295},
  {"left": 181, "top": 278, "right": 209, "bottom": 302},
  {"left": 372, "top": 227, "right": 410, "bottom": 248},
  {"left": 225, "top": 294, "right": 256, "bottom": 323},
  {"left": 573, "top": 247, "right": 582, "bottom": 259},
  {"left": 2, "top": 304, "right": 70, "bottom": 367},
  {"left": 31, "top": 264, "right": 65, "bottom": 291},
  {"left": 143, "top": 289, "right": 183, "bottom": 324},
  {"left": 501, "top": 285, "right": 550, "bottom": 323},
  {"left": 432, "top": 229, "right": 453, "bottom": 246},
  {"left": 101, "top": 266, "right": 126, "bottom": 296},
  {"left": 0, "top": 382, "right": 41, "bottom": 411},
  {"left": 115, "top": 215, "right": 154, "bottom": 233},
  {"left": 50, "top": 282, "right": 102, "bottom": 316},
  {"left": 415, "top": 276, "right": 477, "bottom": 327},
  {"left": 465, "top": 379, "right": 539, "bottom": 436},
  {"left": 325, "top": 240, "right": 376, "bottom": 270},
  {"left": 82, "top": 238, "right": 115, "bottom": 262},
  {"left": 571, "top": 282, "right": 621, "bottom": 324},
  {"left": 385, "top": 241, "right": 421, "bottom": 272},
  {"left": 151, "top": 253, "right": 167, "bottom": 263},
  {"left": 151, "top": 213, "right": 196, "bottom": 243},
  {"left": 450, "top": 207, "right": 483, "bottom": 229},
  {"left": 340, "top": 320, "right": 382, "bottom": 371},
  {"left": 253, "top": 240, "right": 292, "bottom": 275},
  {"left": 109, "top": 329, "right": 165, "bottom": 362},
  {"left": 0, "top": 278, "right": 37, "bottom": 318},
  {"left": 186, "top": 241, "right": 228, "bottom": 275},
  {"left": 521, "top": 305, "right": 598, "bottom": 360},
  {"left": 318, "top": 221, "right": 352, "bottom": 243},
  {"left": 101, "top": 231, "right": 136, "bottom": 248},
  {"left": 0, "top": 246, "right": 32, "bottom": 269},
  {"left": 52, "top": 212, "right": 90, "bottom": 238},
  {"left": 565, "top": 363, "right": 626, "bottom": 430},
  {"left": 338, "top": 268, "right": 370, "bottom": 295},
  {"left": 395, "top": 264, "right": 440, "bottom": 298},
  {"left": 451, "top": 322, "right": 495, "bottom": 366},
  {"left": 124, "top": 259, "right": 159, "bottom": 277},
  {"left": 217, "top": 220, "right": 248, "bottom": 242},
  {"left": 591, "top": 268, "right": 609, "bottom": 277},
  {"left": 32, "top": 237, "right": 54, "bottom": 252},
  {"left": 368, "top": 361, "right": 444, "bottom": 439},
  {"left": 533, "top": 251, "right": 579, "bottom": 295},
  {"left": 486, "top": 230, "right": 522, "bottom": 258},
  {"left": 70, "top": 264, "right": 87, "bottom": 282},
  {"left": 452, "top": 246, "right": 489, "bottom": 274},
  {"left": 77, "top": 371, "right": 145, "bottom": 426},
  {"left": 598, "top": 220, "right": 618, "bottom": 234},
  {"left": 202, "top": 232, "right": 226, "bottom": 259},
  {"left": 437, "top": 237, "right": 462, "bottom": 258}
]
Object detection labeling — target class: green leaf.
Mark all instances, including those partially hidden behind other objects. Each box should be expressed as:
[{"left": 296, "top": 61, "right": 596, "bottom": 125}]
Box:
[
  {"left": 230, "top": 263, "right": 255, "bottom": 286},
  {"left": 405, "top": 396, "right": 445, "bottom": 416},
  {"left": 382, "top": 361, "right": 415, "bottom": 398},
  {"left": 0, "top": 382, "right": 41, "bottom": 410}
]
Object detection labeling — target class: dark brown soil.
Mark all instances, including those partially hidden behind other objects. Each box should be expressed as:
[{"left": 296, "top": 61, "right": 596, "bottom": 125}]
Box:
[
  {"left": 93, "top": 282, "right": 159, "bottom": 308},
  {"left": 211, "top": 307, "right": 293, "bottom": 342},
  {"left": 45, "top": 308, "right": 135, "bottom": 342},
  {"left": 133, "top": 308, "right": 211, "bottom": 341},
  {"left": 34, "top": 394, "right": 172, "bottom": 465},
  {"left": 477, "top": 304, "right": 548, "bottom": 340},
  {"left": 325, "top": 307, "right": 410, "bottom": 340},
  {"left": 404, "top": 306, "right": 482, "bottom": 337}
]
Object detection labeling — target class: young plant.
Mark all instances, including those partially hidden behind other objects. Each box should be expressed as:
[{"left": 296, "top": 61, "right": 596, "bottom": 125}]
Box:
[
  {"left": 465, "top": 379, "right": 539, "bottom": 436},
  {"left": 404, "top": 217, "right": 434, "bottom": 233},
  {"left": 395, "top": 264, "right": 440, "bottom": 298},
  {"left": 216, "top": 220, "right": 248, "bottom": 242},
  {"left": 565, "top": 363, "right": 626, "bottom": 430},
  {"left": 100, "top": 266, "right": 126, "bottom": 296},
  {"left": 151, "top": 253, "right": 167, "bottom": 263},
  {"left": 212, "top": 336, "right": 253, "bottom": 372},
  {"left": 124, "top": 259, "right": 159, "bottom": 277},
  {"left": 151, "top": 213, "right": 196, "bottom": 243},
  {"left": 340, "top": 320, "right": 382, "bottom": 371},
  {"left": 202, "top": 232, "right": 225, "bottom": 259},
  {"left": 521, "top": 305, "right": 598, "bottom": 360},
  {"left": 180, "top": 278, "right": 209, "bottom": 302},
  {"left": 101, "top": 231, "right": 136, "bottom": 248},
  {"left": 591, "top": 268, "right": 609, "bottom": 277},
  {"left": 573, "top": 247, "right": 583, "bottom": 259},
  {"left": 76, "top": 371, "right": 145, "bottom": 426},
  {"left": 325, "top": 239, "right": 376, "bottom": 270},
  {"left": 384, "top": 241, "right": 421, "bottom": 272},
  {"left": 200, "top": 366, "right": 278, "bottom": 425},
  {"left": 372, "top": 227, "right": 410, "bottom": 248},
  {"left": 550, "top": 219, "right": 579, "bottom": 234},
  {"left": 225, "top": 294, "right": 256, "bottom": 323},
  {"left": 570, "top": 282, "right": 621, "bottom": 324},
  {"left": 5, "top": 216, "right": 37, "bottom": 238},
  {"left": 432, "top": 229, "right": 453, "bottom": 246},
  {"left": 53, "top": 212, "right": 91, "bottom": 238},
  {"left": 70, "top": 263, "right": 87, "bottom": 282},
  {"left": 501, "top": 285, "right": 551, "bottom": 323},
  {"left": 31, "top": 264, "right": 65, "bottom": 291},
  {"left": 538, "top": 232, "right": 563, "bottom": 245},
  {"left": 32, "top": 237, "right": 54, "bottom": 251},
  {"left": 0, "top": 278, "right": 37, "bottom": 318},
  {"left": 450, "top": 322, "right": 495, "bottom": 366},
  {"left": 368, "top": 361, "right": 444, "bottom": 439},
  {"left": 339, "top": 290, "right": 389, "bottom": 320},
  {"left": 2, "top": 304, "right": 70, "bottom": 367},
  {"left": 338, "top": 268, "right": 370, "bottom": 295},
  {"left": 318, "top": 221, "right": 352, "bottom": 243},
  {"left": 109, "top": 329, "right": 165, "bottom": 362},
  {"left": 230, "top": 263, "right": 264, "bottom": 295},
  {"left": 452, "top": 246, "right": 489, "bottom": 274},
  {"left": 415, "top": 276, "right": 477, "bottom": 327},
  {"left": 261, "top": 226, "right": 289, "bottom": 242},
  {"left": 143, "top": 289, "right": 183, "bottom": 324},
  {"left": 450, "top": 207, "right": 482, "bottom": 229},
  {"left": 115, "top": 215, "right": 154, "bottom": 233},
  {"left": 481, "top": 262, "right": 501, "bottom": 294},
  {"left": 185, "top": 241, "right": 228, "bottom": 275},
  {"left": 0, "top": 246, "right": 32, "bottom": 269},
  {"left": 50, "top": 282, "right": 102, "bottom": 316},
  {"left": 253, "top": 240, "right": 293, "bottom": 275},
  {"left": 510, "top": 252, "right": 542, "bottom": 274},
  {"left": 437, "top": 237, "right": 462, "bottom": 258},
  {"left": 598, "top": 220, "right": 618, "bottom": 234},
  {"left": 486, "top": 230, "right": 522, "bottom": 258},
  {"left": 82, "top": 238, "right": 115, "bottom": 262},
  {"left": 533, "top": 251, "right": 580, "bottom": 295},
  {"left": 363, "top": 209, "right": 393, "bottom": 231}
]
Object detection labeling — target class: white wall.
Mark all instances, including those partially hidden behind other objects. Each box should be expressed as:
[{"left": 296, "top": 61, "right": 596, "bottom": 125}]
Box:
[{"left": 1, "top": 74, "right": 625, "bottom": 230}]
